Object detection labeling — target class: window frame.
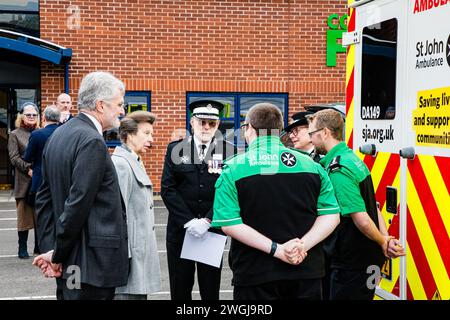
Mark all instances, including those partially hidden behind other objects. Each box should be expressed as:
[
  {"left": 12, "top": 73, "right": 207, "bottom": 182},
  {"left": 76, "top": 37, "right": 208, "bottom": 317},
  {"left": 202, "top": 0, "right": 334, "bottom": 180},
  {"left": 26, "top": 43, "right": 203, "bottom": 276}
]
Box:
[
  {"left": 186, "top": 92, "right": 289, "bottom": 146},
  {"left": 105, "top": 90, "right": 151, "bottom": 147}
]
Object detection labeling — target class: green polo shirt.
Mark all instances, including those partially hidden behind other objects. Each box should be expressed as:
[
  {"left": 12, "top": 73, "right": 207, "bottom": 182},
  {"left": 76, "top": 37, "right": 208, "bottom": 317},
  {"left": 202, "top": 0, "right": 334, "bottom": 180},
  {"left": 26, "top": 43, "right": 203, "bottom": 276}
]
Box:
[
  {"left": 213, "top": 137, "right": 340, "bottom": 227},
  {"left": 320, "top": 142, "right": 369, "bottom": 216},
  {"left": 319, "top": 142, "right": 385, "bottom": 270},
  {"left": 212, "top": 135, "right": 340, "bottom": 285}
]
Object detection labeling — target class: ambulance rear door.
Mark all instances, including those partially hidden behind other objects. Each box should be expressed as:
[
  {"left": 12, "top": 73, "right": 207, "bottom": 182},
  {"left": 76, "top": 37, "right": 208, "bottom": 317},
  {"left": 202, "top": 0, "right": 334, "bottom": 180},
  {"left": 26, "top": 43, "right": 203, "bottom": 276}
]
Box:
[
  {"left": 351, "top": 0, "right": 408, "bottom": 300},
  {"left": 403, "top": 1, "right": 450, "bottom": 300}
]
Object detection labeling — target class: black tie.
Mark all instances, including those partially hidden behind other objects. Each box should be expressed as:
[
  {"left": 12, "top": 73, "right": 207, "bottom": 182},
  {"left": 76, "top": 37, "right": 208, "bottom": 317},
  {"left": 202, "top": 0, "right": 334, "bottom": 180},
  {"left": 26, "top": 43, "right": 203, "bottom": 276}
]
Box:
[{"left": 199, "top": 144, "right": 206, "bottom": 161}]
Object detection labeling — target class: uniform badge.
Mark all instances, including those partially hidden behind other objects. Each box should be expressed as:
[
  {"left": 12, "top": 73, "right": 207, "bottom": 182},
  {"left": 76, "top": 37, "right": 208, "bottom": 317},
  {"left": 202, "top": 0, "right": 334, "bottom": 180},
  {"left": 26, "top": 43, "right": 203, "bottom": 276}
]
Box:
[
  {"left": 281, "top": 152, "right": 297, "bottom": 167},
  {"left": 208, "top": 153, "right": 223, "bottom": 174},
  {"left": 181, "top": 155, "right": 190, "bottom": 164},
  {"left": 328, "top": 156, "right": 341, "bottom": 172}
]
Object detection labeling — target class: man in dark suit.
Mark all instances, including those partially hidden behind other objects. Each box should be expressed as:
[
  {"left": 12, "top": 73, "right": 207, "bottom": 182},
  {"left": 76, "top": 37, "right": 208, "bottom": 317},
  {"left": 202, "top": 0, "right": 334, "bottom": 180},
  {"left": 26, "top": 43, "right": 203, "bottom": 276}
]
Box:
[
  {"left": 161, "top": 100, "right": 236, "bottom": 300},
  {"left": 23, "top": 105, "right": 61, "bottom": 204},
  {"left": 32, "top": 71, "right": 129, "bottom": 300},
  {"left": 23, "top": 105, "right": 61, "bottom": 255}
]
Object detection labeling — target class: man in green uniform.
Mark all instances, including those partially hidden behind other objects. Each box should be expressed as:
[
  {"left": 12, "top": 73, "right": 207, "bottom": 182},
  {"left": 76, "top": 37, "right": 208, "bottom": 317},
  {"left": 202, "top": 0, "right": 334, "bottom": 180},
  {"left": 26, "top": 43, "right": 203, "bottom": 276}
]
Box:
[
  {"left": 212, "top": 103, "right": 341, "bottom": 300},
  {"left": 307, "top": 109, "right": 405, "bottom": 300}
]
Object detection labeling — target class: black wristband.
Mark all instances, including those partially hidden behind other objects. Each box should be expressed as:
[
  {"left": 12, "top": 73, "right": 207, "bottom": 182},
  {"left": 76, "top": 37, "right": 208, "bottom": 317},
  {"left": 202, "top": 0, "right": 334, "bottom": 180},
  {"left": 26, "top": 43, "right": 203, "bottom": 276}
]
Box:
[{"left": 269, "top": 241, "right": 277, "bottom": 256}]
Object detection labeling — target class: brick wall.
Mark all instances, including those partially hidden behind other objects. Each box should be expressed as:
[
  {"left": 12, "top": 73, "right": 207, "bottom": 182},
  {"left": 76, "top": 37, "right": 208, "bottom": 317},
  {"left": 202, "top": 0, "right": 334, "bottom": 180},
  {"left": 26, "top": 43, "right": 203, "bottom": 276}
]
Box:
[{"left": 40, "top": 0, "right": 347, "bottom": 192}]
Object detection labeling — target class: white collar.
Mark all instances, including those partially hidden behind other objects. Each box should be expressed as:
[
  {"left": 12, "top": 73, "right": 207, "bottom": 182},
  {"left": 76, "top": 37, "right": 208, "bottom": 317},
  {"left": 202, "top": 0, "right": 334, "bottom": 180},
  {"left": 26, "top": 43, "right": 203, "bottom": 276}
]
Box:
[
  {"left": 82, "top": 112, "right": 103, "bottom": 135},
  {"left": 306, "top": 147, "right": 315, "bottom": 155},
  {"left": 193, "top": 135, "right": 211, "bottom": 153}
]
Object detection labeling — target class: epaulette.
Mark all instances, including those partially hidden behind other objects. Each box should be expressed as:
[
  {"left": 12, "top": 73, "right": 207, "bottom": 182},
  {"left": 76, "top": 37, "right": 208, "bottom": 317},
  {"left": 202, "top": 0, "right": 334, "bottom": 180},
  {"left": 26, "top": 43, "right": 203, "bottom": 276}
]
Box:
[
  {"left": 328, "top": 155, "right": 342, "bottom": 172},
  {"left": 168, "top": 136, "right": 190, "bottom": 146}
]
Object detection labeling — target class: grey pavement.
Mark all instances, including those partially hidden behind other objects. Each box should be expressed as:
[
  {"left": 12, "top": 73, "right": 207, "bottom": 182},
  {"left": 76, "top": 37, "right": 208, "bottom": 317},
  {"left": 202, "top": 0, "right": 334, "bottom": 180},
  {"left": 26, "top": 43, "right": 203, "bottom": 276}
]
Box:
[{"left": 0, "top": 191, "right": 233, "bottom": 300}]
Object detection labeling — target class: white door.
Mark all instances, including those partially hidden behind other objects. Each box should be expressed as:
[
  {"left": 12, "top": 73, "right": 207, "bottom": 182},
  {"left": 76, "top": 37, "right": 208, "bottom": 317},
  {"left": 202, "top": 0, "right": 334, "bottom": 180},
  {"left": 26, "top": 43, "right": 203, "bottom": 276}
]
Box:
[{"left": 352, "top": 0, "right": 408, "bottom": 300}]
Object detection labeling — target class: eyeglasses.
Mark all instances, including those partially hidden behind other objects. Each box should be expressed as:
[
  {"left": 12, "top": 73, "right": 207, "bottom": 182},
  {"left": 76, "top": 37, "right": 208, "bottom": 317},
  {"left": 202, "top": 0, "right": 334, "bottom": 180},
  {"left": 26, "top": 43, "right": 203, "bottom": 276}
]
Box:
[
  {"left": 24, "top": 114, "right": 38, "bottom": 118},
  {"left": 308, "top": 127, "right": 324, "bottom": 138},
  {"left": 288, "top": 126, "right": 307, "bottom": 137},
  {"left": 196, "top": 119, "right": 218, "bottom": 127},
  {"left": 104, "top": 100, "right": 125, "bottom": 109}
]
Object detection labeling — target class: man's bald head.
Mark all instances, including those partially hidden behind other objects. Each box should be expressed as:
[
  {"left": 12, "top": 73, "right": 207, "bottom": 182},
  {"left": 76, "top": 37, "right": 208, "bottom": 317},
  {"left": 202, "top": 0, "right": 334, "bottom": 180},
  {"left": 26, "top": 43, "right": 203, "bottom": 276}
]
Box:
[{"left": 56, "top": 93, "right": 72, "bottom": 112}]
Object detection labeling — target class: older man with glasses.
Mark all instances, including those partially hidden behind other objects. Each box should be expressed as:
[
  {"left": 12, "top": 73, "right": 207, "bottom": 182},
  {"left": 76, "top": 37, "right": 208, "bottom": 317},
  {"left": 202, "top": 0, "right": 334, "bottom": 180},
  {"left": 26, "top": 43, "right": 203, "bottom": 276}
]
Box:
[{"left": 161, "top": 100, "right": 236, "bottom": 300}]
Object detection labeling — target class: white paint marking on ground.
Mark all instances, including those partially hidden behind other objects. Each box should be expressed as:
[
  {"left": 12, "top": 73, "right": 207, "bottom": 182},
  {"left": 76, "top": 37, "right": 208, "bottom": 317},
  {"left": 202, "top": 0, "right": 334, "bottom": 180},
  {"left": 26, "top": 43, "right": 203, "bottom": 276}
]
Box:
[
  {"left": 0, "top": 218, "right": 16, "bottom": 221},
  {"left": 0, "top": 290, "right": 234, "bottom": 300},
  {"left": 0, "top": 295, "right": 56, "bottom": 300},
  {"left": 0, "top": 228, "right": 17, "bottom": 231}
]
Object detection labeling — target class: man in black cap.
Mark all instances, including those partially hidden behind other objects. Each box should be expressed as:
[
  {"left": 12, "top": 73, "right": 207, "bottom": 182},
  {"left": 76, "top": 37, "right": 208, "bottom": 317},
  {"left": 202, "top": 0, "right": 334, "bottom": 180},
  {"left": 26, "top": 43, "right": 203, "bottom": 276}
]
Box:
[
  {"left": 161, "top": 100, "right": 236, "bottom": 300},
  {"left": 283, "top": 111, "right": 321, "bottom": 163}
]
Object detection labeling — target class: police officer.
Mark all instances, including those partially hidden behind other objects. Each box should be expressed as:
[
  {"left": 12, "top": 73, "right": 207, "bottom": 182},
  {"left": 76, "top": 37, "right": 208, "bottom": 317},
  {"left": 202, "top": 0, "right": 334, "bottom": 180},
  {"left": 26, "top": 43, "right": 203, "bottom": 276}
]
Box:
[
  {"left": 307, "top": 109, "right": 405, "bottom": 300},
  {"left": 212, "top": 103, "right": 341, "bottom": 300},
  {"left": 283, "top": 111, "right": 321, "bottom": 162},
  {"left": 161, "top": 100, "right": 236, "bottom": 300}
]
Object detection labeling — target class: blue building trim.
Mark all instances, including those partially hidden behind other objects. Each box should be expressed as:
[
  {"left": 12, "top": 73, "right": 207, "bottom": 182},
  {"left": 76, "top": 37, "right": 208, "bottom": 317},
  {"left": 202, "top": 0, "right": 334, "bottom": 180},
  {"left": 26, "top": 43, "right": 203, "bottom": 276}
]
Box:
[{"left": 0, "top": 34, "right": 72, "bottom": 65}]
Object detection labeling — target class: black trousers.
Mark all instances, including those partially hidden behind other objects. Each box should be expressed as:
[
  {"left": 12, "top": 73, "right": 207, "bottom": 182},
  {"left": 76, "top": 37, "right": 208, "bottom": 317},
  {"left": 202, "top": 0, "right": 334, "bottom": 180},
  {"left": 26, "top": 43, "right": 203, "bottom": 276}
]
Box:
[
  {"left": 166, "top": 240, "right": 222, "bottom": 300},
  {"left": 233, "top": 278, "right": 322, "bottom": 300},
  {"left": 329, "top": 268, "right": 376, "bottom": 300},
  {"left": 56, "top": 278, "right": 115, "bottom": 300}
]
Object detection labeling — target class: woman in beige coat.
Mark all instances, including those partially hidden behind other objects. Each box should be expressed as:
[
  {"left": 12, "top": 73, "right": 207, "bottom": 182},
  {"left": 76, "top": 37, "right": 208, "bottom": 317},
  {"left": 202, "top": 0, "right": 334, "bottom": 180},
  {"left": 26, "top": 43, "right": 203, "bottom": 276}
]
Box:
[
  {"left": 112, "top": 111, "right": 161, "bottom": 300},
  {"left": 7, "top": 102, "right": 40, "bottom": 259}
]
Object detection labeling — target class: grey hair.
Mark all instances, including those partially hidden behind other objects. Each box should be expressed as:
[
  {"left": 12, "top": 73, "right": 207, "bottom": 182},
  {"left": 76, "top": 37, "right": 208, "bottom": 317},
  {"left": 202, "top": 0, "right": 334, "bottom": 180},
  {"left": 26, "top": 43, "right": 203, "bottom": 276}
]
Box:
[
  {"left": 19, "top": 102, "right": 39, "bottom": 114},
  {"left": 77, "top": 71, "right": 125, "bottom": 111},
  {"left": 43, "top": 105, "right": 61, "bottom": 123}
]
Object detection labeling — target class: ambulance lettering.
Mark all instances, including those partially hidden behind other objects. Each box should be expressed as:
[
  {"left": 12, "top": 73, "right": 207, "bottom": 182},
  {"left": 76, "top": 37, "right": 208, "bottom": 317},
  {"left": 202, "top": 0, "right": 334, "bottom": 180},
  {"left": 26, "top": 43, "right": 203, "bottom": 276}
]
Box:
[
  {"left": 413, "top": 0, "right": 450, "bottom": 14},
  {"left": 362, "top": 124, "right": 394, "bottom": 143}
]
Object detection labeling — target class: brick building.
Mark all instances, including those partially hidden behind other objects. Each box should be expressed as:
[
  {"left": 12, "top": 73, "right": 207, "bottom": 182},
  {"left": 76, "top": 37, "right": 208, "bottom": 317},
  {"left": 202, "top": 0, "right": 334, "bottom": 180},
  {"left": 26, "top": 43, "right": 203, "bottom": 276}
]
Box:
[{"left": 0, "top": 0, "right": 347, "bottom": 192}]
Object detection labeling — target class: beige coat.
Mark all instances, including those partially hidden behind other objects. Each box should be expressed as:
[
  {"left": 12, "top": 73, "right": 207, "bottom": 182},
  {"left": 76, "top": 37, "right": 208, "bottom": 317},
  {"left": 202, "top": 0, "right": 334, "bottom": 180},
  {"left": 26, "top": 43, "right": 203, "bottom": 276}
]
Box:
[
  {"left": 8, "top": 127, "right": 34, "bottom": 231},
  {"left": 8, "top": 127, "right": 32, "bottom": 198}
]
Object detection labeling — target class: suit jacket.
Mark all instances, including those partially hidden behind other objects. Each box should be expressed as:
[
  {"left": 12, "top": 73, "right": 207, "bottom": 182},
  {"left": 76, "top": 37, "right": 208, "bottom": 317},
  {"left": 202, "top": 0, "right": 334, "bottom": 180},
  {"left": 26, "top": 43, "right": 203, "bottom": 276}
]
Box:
[
  {"left": 23, "top": 123, "right": 59, "bottom": 193},
  {"left": 7, "top": 127, "right": 32, "bottom": 198},
  {"left": 35, "top": 113, "right": 129, "bottom": 288},
  {"left": 161, "top": 135, "right": 236, "bottom": 243},
  {"left": 112, "top": 145, "right": 161, "bottom": 294}
]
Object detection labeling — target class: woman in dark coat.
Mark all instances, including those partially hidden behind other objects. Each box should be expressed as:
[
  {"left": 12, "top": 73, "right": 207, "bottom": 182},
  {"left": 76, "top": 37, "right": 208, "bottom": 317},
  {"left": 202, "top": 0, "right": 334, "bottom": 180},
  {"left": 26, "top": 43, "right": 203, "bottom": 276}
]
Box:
[{"left": 8, "top": 102, "right": 40, "bottom": 259}]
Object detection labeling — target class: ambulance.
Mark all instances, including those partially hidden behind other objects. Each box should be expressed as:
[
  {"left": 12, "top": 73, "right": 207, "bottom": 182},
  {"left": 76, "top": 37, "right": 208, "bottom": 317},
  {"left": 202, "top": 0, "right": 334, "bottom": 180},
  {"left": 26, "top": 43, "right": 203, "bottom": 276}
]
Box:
[{"left": 343, "top": 0, "right": 450, "bottom": 299}]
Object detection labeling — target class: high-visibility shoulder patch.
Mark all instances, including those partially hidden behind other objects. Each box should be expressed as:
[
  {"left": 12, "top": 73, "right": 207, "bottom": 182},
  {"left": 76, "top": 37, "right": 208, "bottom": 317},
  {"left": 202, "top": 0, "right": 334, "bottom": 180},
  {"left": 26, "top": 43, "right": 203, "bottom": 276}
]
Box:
[{"left": 328, "top": 155, "right": 342, "bottom": 172}]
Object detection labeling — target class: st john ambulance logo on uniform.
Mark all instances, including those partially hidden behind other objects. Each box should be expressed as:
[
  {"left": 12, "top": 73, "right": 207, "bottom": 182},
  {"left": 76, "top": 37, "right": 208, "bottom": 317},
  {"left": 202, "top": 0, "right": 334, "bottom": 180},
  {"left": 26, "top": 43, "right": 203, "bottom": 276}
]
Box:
[{"left": 281, "top": 152, "right": 296, "bottom": 167}]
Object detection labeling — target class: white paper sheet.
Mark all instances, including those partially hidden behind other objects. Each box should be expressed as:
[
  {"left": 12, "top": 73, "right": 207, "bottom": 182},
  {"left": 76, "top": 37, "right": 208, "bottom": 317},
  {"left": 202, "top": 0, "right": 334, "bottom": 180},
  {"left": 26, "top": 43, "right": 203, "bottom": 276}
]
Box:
[{"left": 180, "top": 231, "right": 227, "bottom": 268}]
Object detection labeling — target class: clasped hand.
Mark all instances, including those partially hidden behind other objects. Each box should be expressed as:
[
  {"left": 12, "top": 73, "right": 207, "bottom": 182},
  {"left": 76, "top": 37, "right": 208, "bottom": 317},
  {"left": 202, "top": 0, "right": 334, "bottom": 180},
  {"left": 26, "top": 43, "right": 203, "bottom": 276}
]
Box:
[
  {"left": 279, "top": 238, "right": 307, "bottom": 265},
  {"left": 32, "top": 250, "right": 62, "bottom": 278}
]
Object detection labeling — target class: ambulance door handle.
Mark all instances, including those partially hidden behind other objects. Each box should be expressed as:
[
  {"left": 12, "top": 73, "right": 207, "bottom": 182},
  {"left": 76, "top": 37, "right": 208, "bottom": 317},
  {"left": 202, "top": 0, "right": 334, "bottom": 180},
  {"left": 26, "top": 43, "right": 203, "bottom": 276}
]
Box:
[
  {"left": 399, "top": 147, "right": 415, "bottom": 160},
  {"left": 359, "top": 143, "right": 377, "bottom": 157}
]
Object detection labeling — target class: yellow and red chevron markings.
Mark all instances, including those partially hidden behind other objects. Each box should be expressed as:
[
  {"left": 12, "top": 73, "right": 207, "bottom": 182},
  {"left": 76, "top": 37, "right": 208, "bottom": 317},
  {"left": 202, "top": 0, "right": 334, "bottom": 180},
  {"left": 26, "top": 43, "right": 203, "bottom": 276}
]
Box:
[
  {"left": 364, "top": 153, "right": 450, "bottom": 300},
  {"left": 346, "top": 0, "right": 449, "bottom": 300}
]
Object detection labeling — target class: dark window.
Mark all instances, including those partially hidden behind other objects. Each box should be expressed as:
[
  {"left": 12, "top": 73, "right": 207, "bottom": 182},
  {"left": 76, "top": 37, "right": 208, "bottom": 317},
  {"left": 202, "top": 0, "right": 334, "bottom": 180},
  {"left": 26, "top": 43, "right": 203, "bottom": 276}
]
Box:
[
  {"left": 104, "top": 91, "right": 151, "bottom": 147},
  {"left": 361, "top": 18, "right": 397, "bottom": 120},
  {"left": 186, "top": 93, "right": 288, "bottom": 148},
  {"left": 0, "top": 1, "right": 39, "bottom": 12},
  {"left": 0, "top": 0, "right": 39, "bottom": 37},
  {"left": 0, "top": 12, "right": 39, "bottom": 37}
]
